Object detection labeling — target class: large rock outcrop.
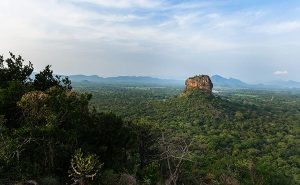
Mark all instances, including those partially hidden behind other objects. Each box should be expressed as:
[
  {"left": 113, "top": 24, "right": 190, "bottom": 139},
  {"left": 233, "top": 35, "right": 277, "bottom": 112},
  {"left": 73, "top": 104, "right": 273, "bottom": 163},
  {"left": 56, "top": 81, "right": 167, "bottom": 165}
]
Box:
[{"left": 184, "top": 75, "right": 213, "bottom": 94}]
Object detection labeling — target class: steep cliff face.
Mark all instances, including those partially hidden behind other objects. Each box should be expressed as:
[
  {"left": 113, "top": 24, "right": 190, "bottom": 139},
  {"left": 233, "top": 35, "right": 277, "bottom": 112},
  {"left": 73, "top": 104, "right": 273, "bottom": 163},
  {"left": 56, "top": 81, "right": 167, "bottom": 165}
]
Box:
[{"left": 184, "top": 75, "right": 213, "bottom": 94}]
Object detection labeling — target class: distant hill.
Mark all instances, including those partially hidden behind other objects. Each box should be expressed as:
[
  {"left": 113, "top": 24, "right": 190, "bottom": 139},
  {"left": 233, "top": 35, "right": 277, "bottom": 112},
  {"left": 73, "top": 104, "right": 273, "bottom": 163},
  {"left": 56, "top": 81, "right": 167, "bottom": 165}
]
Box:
[
  {"left": 211, "top": 75, "right": 300, "bottom": 89},
  {"left": 69, "top": 75, "right": 183, "bottom": 85},
  {"left": 262, "top": 80, "right": 300, "bottom": 89},
  {"left": 46, "top": 74, "right": 300, "bottom": 89},
  {"left": 69, "top": 75, "right": 104, "bottom": 82},
  {"left": 70, "top": 74, "right": 250, "bottom": 87},
  {"left": 211, "top": 75, "right": 249, "bottom": 88}
]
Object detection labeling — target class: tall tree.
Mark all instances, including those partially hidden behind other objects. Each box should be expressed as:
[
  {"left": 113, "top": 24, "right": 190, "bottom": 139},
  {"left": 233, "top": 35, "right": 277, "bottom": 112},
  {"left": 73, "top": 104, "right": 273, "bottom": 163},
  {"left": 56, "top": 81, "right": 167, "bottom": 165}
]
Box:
[
  {"left": 34, "top": 65, "right": 71, "bottom": 91},
  {"left": 0, "top": 52, "right": 33, "bottom": 88}
]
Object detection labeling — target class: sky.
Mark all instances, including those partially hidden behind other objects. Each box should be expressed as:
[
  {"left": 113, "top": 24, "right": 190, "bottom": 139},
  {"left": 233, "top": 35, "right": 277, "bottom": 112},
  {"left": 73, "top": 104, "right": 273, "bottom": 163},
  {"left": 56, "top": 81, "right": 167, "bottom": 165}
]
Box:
[{"left": 1, "top": 0, "right": 300, "bottom": 82}]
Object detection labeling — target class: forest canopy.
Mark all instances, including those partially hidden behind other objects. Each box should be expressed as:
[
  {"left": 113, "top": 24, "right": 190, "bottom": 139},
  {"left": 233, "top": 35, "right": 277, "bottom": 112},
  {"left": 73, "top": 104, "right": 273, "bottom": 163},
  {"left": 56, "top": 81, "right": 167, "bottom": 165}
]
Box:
[{"left": 0, "top": 53, "right": 299, "bottom": 185}]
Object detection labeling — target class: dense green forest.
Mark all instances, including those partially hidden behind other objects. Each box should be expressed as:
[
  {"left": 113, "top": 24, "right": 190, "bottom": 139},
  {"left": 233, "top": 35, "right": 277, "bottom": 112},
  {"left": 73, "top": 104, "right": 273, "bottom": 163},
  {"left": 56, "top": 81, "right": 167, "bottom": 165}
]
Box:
[{"left": 0, "top": 53, "right": 299, "bottom": 185}]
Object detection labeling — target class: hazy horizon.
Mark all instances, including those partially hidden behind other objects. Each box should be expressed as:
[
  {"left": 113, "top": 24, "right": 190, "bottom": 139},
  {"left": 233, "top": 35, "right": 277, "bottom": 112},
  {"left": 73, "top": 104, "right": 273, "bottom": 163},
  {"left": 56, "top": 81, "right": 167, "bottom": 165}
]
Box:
[{"left": 1, "top": 0, "right": 300, "bottom": 83}]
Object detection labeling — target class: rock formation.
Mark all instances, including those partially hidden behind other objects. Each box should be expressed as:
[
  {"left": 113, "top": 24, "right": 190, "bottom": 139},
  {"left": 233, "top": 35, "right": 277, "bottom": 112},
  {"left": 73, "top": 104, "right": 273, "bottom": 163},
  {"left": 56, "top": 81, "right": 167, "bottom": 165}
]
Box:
[{"left": 184, "top": 75, "right": 213, "bottom": 94}]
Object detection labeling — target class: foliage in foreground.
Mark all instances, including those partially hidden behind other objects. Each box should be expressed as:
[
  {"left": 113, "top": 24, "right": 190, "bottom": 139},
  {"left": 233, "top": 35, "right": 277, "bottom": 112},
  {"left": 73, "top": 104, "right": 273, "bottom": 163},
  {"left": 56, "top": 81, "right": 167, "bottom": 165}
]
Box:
[{"left": 0, "top": 53, "right": 138, "bottom": 184}]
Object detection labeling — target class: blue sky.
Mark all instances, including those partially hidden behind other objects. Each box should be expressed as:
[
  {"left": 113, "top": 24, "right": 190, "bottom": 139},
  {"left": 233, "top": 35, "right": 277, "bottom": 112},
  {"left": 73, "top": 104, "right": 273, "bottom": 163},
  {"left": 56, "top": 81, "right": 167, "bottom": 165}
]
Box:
[{"left": 1, "top": 0, "right": 300, "bottom": 82}]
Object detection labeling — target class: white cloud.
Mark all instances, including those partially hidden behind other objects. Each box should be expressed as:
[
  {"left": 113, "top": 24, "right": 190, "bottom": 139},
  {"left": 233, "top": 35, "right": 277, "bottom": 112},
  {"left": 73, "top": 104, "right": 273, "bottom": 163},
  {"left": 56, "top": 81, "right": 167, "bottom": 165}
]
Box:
[
  {"left": 0, "top": 0, "right": 298, "bottom": 53},
  {"left": 0, "top": 0, "right": 300, "bottom": 81},
  {"left": 274, "top": 70, "right": 288, "bottom": 75},
  {"left": 0, "top": 0, "right": 243, "bottom": 52},
  {"left": 253, "top": 21, "right": 300, "bottom": 34},
  {"left": 70, "top": 0, "right": 162, "bottom": 9}
]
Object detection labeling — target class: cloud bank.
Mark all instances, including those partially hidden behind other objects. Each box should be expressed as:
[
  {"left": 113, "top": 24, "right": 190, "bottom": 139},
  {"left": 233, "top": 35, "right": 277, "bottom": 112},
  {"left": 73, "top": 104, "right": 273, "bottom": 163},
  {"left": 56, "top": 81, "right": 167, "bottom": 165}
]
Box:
[{"left": 0, "top": 0, "right": 299, "bottom": 82}]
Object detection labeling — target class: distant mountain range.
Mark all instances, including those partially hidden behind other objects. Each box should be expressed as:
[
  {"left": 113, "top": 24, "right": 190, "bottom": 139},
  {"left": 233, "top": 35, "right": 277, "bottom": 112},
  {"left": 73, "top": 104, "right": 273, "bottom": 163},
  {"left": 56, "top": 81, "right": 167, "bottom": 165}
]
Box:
[
  {"left": 262, "top": 80, "right": 300, "bottom": 89},
  {"left": 210, "top": 75, "right": 300, "bottom": 89},
  {"left": 68, "top": 75, "right": 183, "bottom": 85},
  {"left": 211, "top": 75, "right": 249, "bottom": 88},
  {"left": 49, "top": 74, "right": 300, "bottom": 89}
]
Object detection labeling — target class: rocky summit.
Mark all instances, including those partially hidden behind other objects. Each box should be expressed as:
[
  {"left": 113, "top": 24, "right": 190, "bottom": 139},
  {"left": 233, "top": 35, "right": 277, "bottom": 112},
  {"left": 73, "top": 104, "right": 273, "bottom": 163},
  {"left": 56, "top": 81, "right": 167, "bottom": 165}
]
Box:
[{"left": 184, "top": 75, "right": 213, "bottom": 94}]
